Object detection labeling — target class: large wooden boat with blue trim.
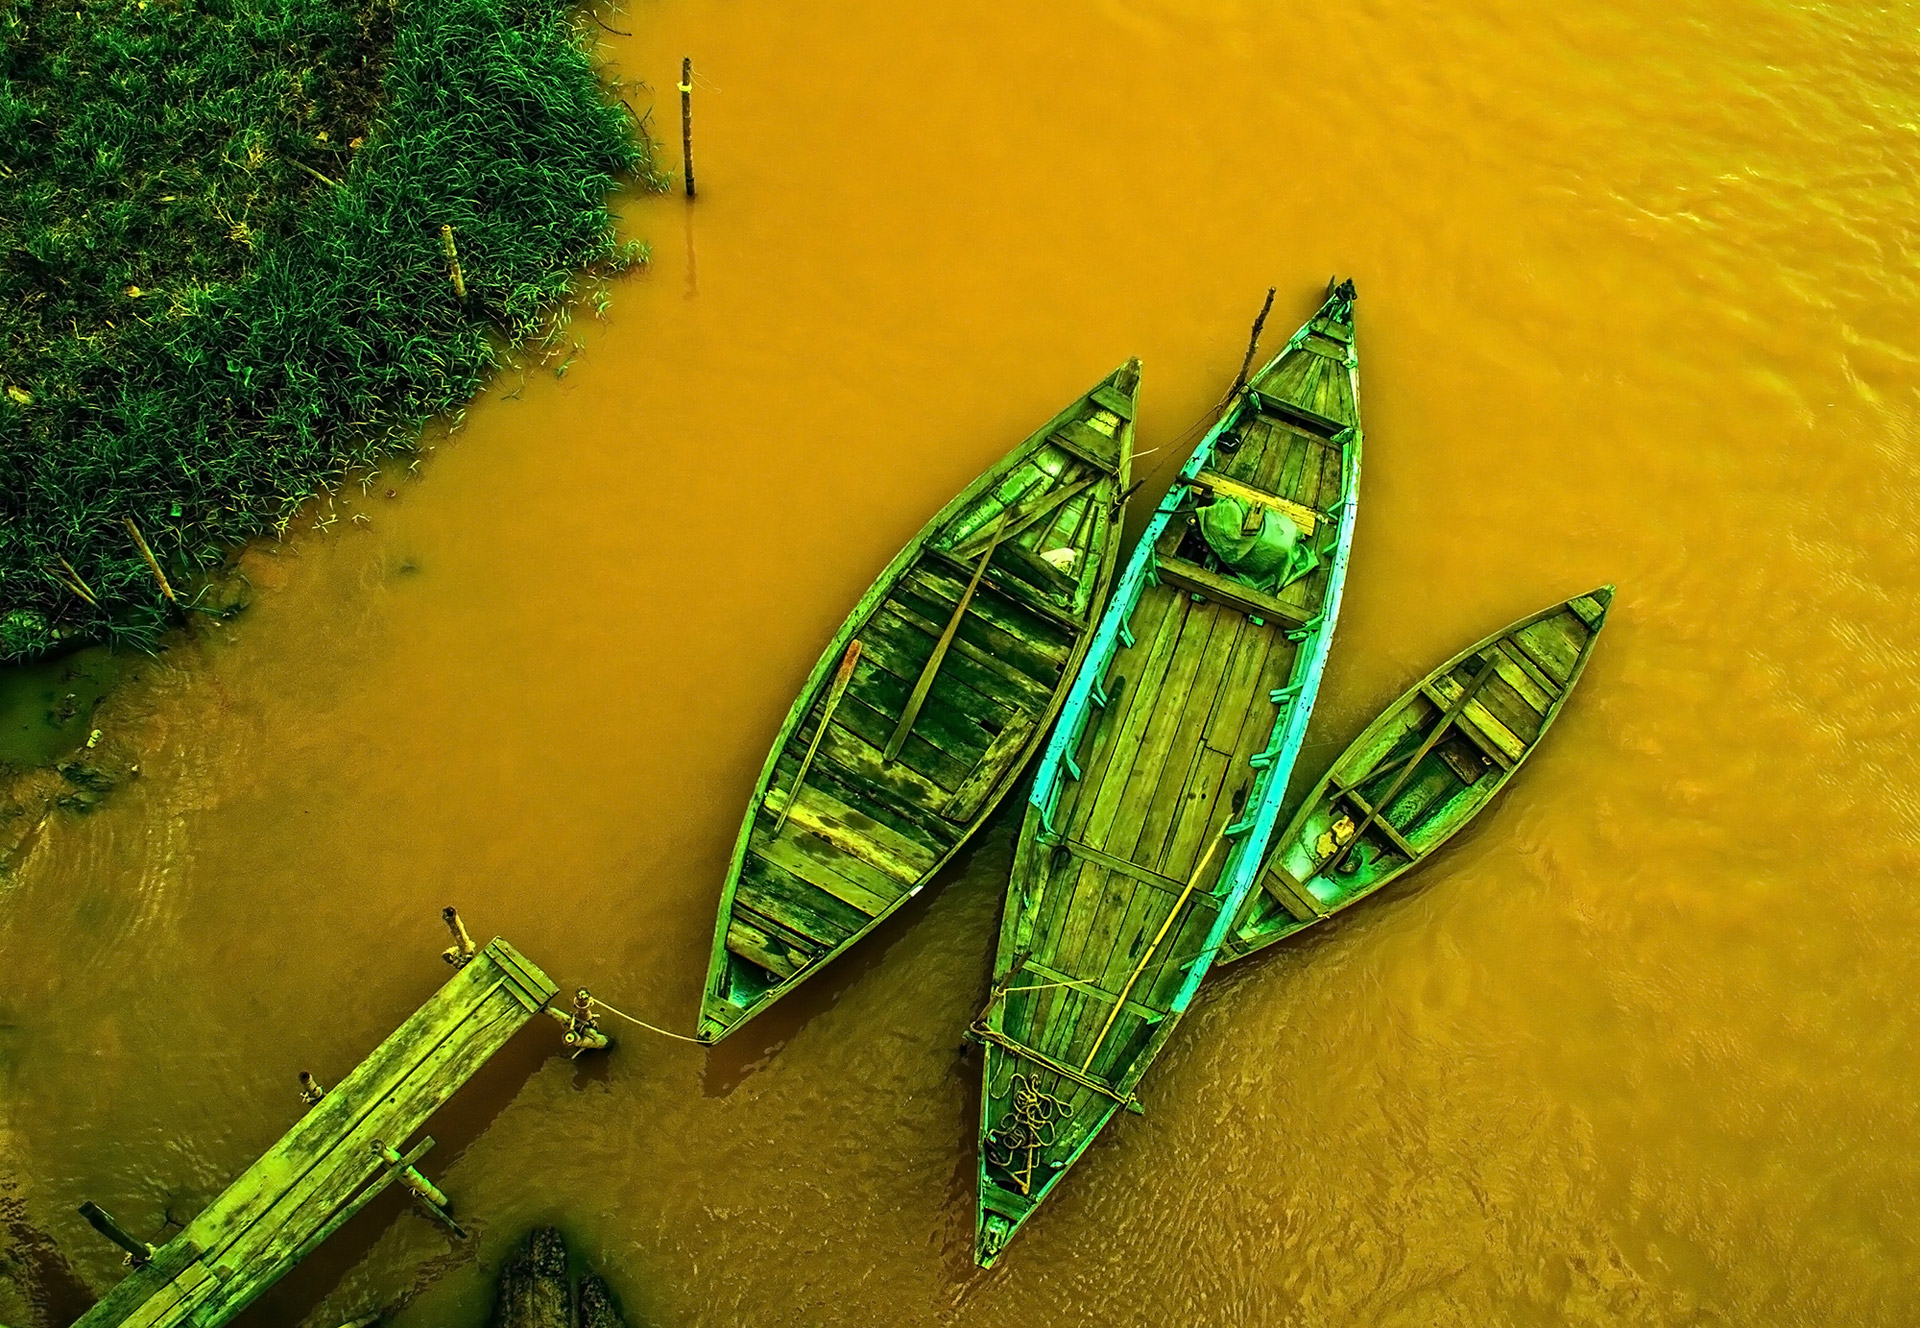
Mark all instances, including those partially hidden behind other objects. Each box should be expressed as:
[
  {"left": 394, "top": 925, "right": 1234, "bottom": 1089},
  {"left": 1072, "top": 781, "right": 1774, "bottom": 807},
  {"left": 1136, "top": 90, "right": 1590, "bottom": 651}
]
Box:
[
  {"left": 969, "top": 282, "right": 1362, "bottom": 1265},
  {"left": 698, "top": 363, "right": 1141, "bottom": 1043},
  {"left": 1216, "top": 587, "right": 1613, "bottom": 964}
]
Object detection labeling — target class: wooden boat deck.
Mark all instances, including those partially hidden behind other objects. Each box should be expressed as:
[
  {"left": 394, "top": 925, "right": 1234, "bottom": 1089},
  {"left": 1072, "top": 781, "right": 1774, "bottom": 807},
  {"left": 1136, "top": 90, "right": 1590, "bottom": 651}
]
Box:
[
  {"left": 973, "top": 285, "right": 1363, "bottom": 1265},
  {"left": 1220, "top": 588, "right": 1613, "bottom": 961},
  {"left": 700, "top": 364, "right": 1138, "bottom": 1042},
  {"left": 75, "top": 938, "right": 558, "bottom": 1328}
]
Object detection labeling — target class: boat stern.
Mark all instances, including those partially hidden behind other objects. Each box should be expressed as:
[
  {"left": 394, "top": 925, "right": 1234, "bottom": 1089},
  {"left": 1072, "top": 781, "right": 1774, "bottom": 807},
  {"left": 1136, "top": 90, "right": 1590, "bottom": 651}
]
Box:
[{"left": 973, "top": 1179, "right": 1037, "bottom": 1268}]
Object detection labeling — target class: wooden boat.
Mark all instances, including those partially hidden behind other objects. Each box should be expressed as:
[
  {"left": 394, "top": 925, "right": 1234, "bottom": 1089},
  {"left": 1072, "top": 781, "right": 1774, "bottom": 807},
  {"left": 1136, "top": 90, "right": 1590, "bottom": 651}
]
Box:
[
  {"left": 1216, "top": 588, "right": 1612, "bottom": 963},
  {"left": 970, "top": 282, "right": 1363, "bottom": 1265},
  {"left": 697, "top": 362, "right": 1141, "bottom": 1043}
]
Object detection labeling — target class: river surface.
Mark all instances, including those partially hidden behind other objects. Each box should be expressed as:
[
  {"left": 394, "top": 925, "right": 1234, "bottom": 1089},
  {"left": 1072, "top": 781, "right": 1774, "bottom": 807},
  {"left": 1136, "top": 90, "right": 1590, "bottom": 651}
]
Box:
[{"left": 5, "top": 0, "right": 1920, "bottom": 1324}]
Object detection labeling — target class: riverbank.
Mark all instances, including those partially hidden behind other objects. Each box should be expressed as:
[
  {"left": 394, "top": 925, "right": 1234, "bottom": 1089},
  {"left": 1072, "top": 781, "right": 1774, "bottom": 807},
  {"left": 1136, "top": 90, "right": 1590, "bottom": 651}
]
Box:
[{"left": 0, "top": 0, "right": 661, "bottom": 663}]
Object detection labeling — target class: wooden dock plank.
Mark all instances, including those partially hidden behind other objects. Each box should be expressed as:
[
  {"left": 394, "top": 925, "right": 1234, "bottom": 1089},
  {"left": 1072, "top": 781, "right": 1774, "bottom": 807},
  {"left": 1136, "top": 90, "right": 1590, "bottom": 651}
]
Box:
[{"left": 78, "top": 939, "right": 558, "bottom": 1328}]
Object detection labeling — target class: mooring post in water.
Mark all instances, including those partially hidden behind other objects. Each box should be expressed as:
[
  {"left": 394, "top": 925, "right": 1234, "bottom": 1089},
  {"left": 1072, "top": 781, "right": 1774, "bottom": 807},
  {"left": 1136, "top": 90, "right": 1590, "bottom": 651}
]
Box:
[
  {"left": 298, "top": 1070, "right": 327, "bottom": 1106},
  {"left": 77, "top": 1200, "right": 154, "bottom": 1267},
  {"left": 1230, "top": 286, "right": 1278, "bottom": 400},
  {"left": 680, "top": 57, "right": 696, "bottom": 198},
  {"left": 546, "top": 987, "right": 611, "bottom": 1056},
  {"left": 440, "top": 905, "right": 476, "bottom": 968}
]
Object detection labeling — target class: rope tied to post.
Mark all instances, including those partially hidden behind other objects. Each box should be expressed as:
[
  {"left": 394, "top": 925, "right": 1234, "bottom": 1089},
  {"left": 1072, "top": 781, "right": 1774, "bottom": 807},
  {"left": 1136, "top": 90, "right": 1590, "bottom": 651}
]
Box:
[{"left": 584, "top": 995, "right": 705, "bottom": 1044}]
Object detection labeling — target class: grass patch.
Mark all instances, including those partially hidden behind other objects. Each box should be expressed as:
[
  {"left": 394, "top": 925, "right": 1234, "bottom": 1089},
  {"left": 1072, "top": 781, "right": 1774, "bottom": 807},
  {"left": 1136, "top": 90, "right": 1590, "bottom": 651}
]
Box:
[{"left": 0, "top": 0, "right": 658, "bottom": 661}]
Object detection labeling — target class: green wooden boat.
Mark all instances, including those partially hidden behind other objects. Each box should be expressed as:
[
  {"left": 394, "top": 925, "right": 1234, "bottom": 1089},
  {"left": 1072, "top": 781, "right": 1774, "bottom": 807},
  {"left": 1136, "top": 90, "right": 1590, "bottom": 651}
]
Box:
[
  {"left": 970, "top": 282, "right": 1363, "bottom": 1265},
  {"left": 697, "top": 362, "right": 1141, "bottom": 1043},
  {"left": 1217, "top": 587, "right": 1613, "bottom": 962}
]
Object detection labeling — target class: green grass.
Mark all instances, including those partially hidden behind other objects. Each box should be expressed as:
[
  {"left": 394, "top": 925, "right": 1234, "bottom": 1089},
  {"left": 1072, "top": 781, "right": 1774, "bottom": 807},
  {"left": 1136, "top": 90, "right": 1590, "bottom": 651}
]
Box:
[{"left": 0, "top": 0, "right": 658, "bottom": 661}]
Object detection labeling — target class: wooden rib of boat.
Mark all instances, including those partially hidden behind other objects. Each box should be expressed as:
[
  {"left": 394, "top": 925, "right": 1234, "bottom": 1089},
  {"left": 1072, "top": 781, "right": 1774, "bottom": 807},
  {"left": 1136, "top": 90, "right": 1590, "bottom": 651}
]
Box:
[
  {"left": 970, "top": 282, "right": 1363, "bottom": 1265},
  {"left": 697, "top": 362, "right": 1141, "bottom": 1043},
  {"left": 1216, "top": 587, "right": 1613, "bottom": 963}
]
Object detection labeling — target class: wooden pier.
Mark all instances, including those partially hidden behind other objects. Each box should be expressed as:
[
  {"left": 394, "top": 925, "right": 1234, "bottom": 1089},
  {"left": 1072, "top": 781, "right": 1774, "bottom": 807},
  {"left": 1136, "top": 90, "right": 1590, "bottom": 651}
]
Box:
[{"left": 75, "top": 931, "right": 563, "bottom": 1328}]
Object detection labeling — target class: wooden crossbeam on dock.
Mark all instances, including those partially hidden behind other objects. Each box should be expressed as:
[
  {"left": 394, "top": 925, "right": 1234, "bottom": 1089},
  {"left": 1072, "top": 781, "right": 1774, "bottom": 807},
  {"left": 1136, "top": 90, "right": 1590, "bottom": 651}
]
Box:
[{"left": 75, "top": 935, "right": 561, "bottom": 1328}]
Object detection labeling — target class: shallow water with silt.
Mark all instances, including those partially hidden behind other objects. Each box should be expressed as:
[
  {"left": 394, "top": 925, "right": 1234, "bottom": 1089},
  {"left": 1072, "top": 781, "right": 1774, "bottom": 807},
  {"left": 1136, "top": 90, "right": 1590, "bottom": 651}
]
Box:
[{"left": 4, "top": 1, "right": 1919, "bottom": 1324}]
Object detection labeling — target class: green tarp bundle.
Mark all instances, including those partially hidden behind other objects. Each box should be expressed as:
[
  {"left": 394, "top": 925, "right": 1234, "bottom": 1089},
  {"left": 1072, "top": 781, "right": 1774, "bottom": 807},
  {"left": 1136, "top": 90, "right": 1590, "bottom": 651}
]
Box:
[{"left": 1197, "top": 497, "right": 1317, "bottom": 593}]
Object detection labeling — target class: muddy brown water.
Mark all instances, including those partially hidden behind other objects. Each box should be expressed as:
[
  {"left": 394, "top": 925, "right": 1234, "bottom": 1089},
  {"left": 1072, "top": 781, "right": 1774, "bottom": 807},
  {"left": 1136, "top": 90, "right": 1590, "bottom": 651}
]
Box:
[{"left": 6, "top": 0, "right": 1920, "bottom": 1323}]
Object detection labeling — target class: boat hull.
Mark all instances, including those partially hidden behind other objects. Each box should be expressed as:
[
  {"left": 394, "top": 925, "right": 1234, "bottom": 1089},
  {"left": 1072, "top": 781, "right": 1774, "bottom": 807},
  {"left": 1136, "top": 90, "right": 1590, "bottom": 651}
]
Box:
[
  {"left": 699, "top": 363, "right": 1141, "bottom": 1043},
  {"left": 1219, "top": 587, "right": 1614, "bottom": 962},
  {"left": 972, "top": 284, "right": 1364, "bottom": 1265}
]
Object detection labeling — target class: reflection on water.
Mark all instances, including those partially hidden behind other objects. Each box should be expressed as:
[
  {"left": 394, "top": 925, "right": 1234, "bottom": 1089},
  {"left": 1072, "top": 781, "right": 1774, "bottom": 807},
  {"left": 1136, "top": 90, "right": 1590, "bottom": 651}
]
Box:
[{"left": 6, "top": 0, "right": 1920, "bottom": 1323}]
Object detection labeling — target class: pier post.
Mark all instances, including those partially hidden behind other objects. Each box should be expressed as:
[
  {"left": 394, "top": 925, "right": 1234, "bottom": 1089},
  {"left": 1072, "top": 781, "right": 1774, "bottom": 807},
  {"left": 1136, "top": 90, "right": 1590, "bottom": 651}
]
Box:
[
  {"left": 546, "top": 988, "right": 611, "bottom": 1056},
  {"left": 371, "top": 1140, "right": 467, "bottom": 1239},
  {"left": 77, "top": 1201, "right": 154, "bottom": 1267},
  {"left": 680, "top": 57, "right": 696, "bottom": 198},
  {"left": 440, "top": 906, "right": 476, "bottom": 968}
]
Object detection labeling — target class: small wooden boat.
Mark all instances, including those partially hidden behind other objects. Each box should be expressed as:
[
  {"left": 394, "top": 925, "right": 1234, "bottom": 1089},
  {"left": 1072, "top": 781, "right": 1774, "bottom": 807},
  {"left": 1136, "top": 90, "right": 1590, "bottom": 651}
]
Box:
[
  {"left": 970, "top": 282, "right": 1363, "bottom": 1265},
  {"left": 697, "top": 363, "right": 1141, "bottom": 1043},
  {"left": 1216, "top": 588, "right": 1612, "bottom": 963}
]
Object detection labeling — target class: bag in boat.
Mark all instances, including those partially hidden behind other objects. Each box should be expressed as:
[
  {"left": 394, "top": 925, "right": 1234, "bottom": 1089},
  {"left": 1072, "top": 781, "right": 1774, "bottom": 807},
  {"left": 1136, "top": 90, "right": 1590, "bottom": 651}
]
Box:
[{"left": 1197, "top": 495, "right": 1318, "bottom": 593}]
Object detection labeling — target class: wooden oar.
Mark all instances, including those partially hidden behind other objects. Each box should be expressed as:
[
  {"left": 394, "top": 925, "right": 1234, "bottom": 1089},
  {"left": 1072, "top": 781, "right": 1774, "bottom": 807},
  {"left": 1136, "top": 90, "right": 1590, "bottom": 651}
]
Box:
[
  {"left": 1080, "top": 785, "right": 1247, "bottom": 1073},
  {"left": 884, "top": 514, "right": 1008, "bottom": 763},
  {"left": 1322, "top": 660, "right": 1496, "bottom": 877},
  {"left": 772, "top": 640, "right": 862, "bottom": 835}
]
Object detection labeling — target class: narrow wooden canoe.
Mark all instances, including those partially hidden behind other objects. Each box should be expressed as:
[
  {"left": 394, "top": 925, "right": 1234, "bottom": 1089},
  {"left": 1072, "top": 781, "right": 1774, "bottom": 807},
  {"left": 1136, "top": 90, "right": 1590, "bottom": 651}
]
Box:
[
  {"left": 970, "top": 282, "right": 1363, "bottom": 1265},
  {"left": 1216, "top": 587, "right": 1612, "bottom": 963},
  {"left": 697, "top": 362, "right": 1141, "bottom": 1043}
]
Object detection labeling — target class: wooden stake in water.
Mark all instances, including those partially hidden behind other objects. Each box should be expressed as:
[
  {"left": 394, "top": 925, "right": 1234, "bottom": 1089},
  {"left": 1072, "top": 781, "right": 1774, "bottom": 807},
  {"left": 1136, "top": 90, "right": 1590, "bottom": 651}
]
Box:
[
  {"left": 77, "top": 1200, "right": 154, "bottom": 1267},
  {"left": 440, "top": 905, "right": 477, "bottom": 968},
  {"left": 680, "top": 57, "right": 696, "bottom": 198}
]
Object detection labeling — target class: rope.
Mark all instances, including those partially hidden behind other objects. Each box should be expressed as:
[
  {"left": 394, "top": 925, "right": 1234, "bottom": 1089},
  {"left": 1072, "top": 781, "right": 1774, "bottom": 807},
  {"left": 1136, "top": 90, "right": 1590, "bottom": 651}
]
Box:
[
  {"left": 585, "top": 997, "right": 705, "bottom": 1044},
  {"left": 1000, "top": 974, "right": 1112, "bottom": 999},
  {"left": 1131, "top": 391, "right": 1236, "bottom": 495}
]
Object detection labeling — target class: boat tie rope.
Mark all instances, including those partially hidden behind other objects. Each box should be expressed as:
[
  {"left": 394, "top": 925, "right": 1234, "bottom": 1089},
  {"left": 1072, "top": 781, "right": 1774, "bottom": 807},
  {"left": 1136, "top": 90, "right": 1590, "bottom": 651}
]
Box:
[
  {"left": 999, "top": 973, "right": 1111, "bottom": 998},
  {"left": 583, "top": 996, "right": 705, "bottom": 1045},
  {"left": 985, "top": 1073, "right": 1073, "bottom": 1196}
]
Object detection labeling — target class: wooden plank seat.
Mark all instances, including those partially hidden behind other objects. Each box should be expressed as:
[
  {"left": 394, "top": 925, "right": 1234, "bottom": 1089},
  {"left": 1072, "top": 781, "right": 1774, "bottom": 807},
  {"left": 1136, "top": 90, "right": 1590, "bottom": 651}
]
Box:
[
  {"left": 1153, "top": 555, "right": 1312, "bottom": 627},
  {"left": 922, "top": 546, "right": 1089, "bottom": 632},
  {"left": 1248, "top": 389, "right": 1347, "bottom": 437},
  {"left": 1186, "top": 469, "right": 1322, "bottom": 535}
]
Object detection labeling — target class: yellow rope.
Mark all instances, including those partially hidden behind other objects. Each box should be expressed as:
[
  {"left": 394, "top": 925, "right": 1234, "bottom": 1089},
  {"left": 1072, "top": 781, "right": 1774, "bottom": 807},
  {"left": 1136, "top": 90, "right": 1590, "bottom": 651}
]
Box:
[
  {"left": 585, "top": 997, "right": 705, "bottom": 1044},
  {"left": 1001, "top": 974, "right": 1111, "bottom": 999}
]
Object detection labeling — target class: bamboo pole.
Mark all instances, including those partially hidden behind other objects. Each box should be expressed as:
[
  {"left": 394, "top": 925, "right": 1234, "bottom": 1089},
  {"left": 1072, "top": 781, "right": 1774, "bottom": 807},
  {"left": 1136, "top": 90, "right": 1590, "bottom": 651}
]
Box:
[
  {"left": 680, "top": 57, "right": 696, "bottom": 198},
  {"left": 885, "top": 515, "right": 1008, "bottom": 762},
  {"left": 440, "top": 224, "right": 467, "bottom": 300},
  {"left": 773, "top": 640, "right": 862, "bottom": 834},
  {"left": 1080, "top": 785, "right": 1246, "bottom": 1072},
  {"left": 123, "top": 517, "right": 177, "bottom": 604},
  {"left": 50, "top": 555, "right": 97, "bottom": 606}
]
